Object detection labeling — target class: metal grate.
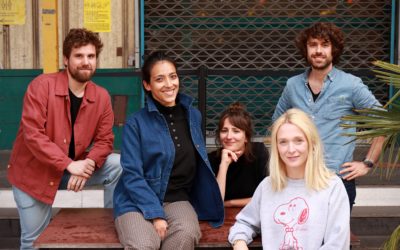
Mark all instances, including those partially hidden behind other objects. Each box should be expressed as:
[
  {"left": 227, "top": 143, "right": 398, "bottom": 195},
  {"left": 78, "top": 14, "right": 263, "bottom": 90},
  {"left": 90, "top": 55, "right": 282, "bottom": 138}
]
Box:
[{"left": 144, "top": 0, "right": 392, "bottom": 136}]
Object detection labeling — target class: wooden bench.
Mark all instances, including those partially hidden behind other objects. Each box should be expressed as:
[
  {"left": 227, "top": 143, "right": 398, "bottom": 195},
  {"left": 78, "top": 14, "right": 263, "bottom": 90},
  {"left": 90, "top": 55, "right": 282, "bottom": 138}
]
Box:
[{"left": 34, "top": 208, "right": 261, "bottom": 249}]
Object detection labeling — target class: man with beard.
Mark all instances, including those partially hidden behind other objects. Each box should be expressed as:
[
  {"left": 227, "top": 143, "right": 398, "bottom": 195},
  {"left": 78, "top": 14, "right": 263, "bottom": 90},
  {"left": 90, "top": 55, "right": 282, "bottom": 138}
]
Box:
[
  {"left": 7, "top": 28, "right": 122, "bottom": 249},
  {"left": 272, "top": 22, "right": 384, "bottom": 244}
]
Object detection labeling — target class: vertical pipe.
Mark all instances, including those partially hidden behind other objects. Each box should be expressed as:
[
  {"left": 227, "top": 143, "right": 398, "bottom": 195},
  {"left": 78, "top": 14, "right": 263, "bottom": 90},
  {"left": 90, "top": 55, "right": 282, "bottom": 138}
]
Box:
[
  {"left": 389, "top": 0, "right": 398, "bottom": 99},
  {"left": 396, "top": 0, "right": 399, "bottom": 65},
  {"left": 134, "top": 0, "right": 140, "bottom": 69},
  {"left": 32, "top": 0, "right": 40, "bottom": 68},
  {"left": 140, "top": 0, "right": 144, "bottom": 64},
  {"left": 198, "top": 66, "right": 208, "bottom": 137},
  {"left": 2, "top": 25, "right": 10, "bottom": 69},
  {"left": 62, "top": 0, "right": 69, "bottom": 45},
  {"left": 122, "top": 0, "right": 129, "bottom": 68},
  {"left": 61, "top": 0, "right": 70, "bottom": 69},
  {"left": 140, "top": 0, "right": 145, "bottom": 107}
]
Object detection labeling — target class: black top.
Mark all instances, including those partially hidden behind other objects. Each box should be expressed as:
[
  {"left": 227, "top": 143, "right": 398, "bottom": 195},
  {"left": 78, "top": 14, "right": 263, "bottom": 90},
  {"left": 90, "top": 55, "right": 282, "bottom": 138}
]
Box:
[
  {"left": 307, "top": 83, "right": 320, "bottom": 102},
  {"left": 154, "top": 98, "right": 198, "bottom": 202},
  {"left": 68, "top": 89, "right": 83, "bottom": 159},
  {"left": 208, "top": 142, "right": 269, "bottom": 201}
]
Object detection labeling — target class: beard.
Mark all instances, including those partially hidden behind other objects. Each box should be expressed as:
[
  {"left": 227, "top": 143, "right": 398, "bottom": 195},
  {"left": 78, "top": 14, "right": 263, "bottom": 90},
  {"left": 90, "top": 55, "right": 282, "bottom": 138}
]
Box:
[
  {"left": 307, "top": 54, "right": 333, "bottom": 71},
  {"left": 67, "top": 66, "right": 95, "bottom": 83}
]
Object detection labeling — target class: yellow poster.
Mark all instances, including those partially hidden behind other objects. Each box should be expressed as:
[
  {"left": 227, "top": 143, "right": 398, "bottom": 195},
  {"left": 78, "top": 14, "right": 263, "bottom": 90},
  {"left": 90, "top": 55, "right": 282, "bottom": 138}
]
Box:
[
  {"left": 84, "top": 0, "right": 111, "bottom": 32},
  {"left": 0, "top": 0, "right": 25, "bottom": 25}
]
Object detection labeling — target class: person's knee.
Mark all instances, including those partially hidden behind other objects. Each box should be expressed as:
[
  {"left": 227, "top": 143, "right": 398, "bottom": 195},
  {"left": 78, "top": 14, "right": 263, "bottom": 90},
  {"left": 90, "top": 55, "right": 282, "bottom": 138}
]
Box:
[
  {"left": 116, "top": 212, "right": 160, "bottom": 249},
  {"left": 123, "top": 240, "right": 160, "bottom": 250},
  {"left": 120, "top": 233, "right": 161, "bottom": 250},
  {"left": 104, "top": 153, "right": 122, "bottom": 182},
  {"left": 107, "top": 153, "right": 121, "bottom": 165},
  {"left": 173, "top": 222, "right": 201, "bottom": 244},
  {"left": 106, "top": 153, "right": 122, "bottom": 169}
]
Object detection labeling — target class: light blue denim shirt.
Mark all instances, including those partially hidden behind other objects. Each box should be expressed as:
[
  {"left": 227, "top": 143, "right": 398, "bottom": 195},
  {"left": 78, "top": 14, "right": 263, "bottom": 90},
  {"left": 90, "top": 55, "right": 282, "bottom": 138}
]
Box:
[{"left": 272, "top": 67, "right": 381, "bottom": 174}]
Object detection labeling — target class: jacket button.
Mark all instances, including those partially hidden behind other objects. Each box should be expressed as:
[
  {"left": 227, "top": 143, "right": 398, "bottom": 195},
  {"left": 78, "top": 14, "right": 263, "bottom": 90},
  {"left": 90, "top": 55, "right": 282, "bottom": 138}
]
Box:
[
  {"left": 7, "top": 164, "right": 10, "bottom": 168},
  {"left": 196, "top": 144, "right": 199, "bottom": 148},
  {"left": 63, "top": 139, "right": 67, "bottom": 144},
  {"left": 49, "top": 181, "right": 54, "bottom": 186}
]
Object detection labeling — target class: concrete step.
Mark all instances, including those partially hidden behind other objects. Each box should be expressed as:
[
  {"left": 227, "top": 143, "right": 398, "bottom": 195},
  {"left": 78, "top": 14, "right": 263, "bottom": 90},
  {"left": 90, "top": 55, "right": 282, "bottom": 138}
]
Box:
[
  {"left": 0, "top": 184, "right": 398, "bottom": 208},
  {"left": 351, "top": 206, "right": 400, "bottom": 236},
  {"left": 350, "top": 206, "right": 400, "bottom": 249},
  {"left": 352, "top": 235, "right": 391, "bottom": 250},
  {"left": 0, "top": 238, "right": 19, "bottom": 250},
  {"left": 0, "top": 210, "right": 19, "bottom": 250},
  {"left": 0, "top": 189, "right": 104, "bottom": 208}
]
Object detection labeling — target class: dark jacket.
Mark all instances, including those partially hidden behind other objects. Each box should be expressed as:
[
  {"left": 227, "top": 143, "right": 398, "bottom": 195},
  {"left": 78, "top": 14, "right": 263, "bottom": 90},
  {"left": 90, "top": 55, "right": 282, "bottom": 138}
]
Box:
[{"left": 113, "top": 93, "right": 224, "bottom": 227}]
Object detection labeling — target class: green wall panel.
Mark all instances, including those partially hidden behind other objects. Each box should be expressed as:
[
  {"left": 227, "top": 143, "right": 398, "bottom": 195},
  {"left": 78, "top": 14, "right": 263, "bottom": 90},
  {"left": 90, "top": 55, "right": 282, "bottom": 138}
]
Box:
[
  {"left": 0, "top": 70, "right": 42, "bottom": 150},
  {"left": 0, "top": 69, "right": 141, "bottom": 150},
  {"left": 91, "top": 69, "right": 142, "bottom": 150}
]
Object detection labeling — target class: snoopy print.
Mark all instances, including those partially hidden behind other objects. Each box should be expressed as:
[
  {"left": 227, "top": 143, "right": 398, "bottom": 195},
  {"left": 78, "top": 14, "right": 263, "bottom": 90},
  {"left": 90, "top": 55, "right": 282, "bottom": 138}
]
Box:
[{"left": 273, "top": 197, "right": 309, "bottom": 250}]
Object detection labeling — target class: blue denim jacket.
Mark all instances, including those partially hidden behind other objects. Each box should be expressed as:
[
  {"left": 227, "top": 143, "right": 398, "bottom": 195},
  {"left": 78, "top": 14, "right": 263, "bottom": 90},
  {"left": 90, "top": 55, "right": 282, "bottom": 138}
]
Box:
[
  {"left": 272, "top": 67, "right": 381, "bottom": 173},
  {"left": 113, "top": 93, "right": 224, "bottom": 227}
]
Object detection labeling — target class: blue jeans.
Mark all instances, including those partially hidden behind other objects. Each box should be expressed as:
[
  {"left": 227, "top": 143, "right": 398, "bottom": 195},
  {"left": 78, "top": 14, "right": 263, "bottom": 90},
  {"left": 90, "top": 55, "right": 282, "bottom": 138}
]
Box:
[
  {"left": 13, "top": 153, "right": 122, "bottom": 250},
  {"left": 342, "top": 178, "right": 356, "bottom": 212}
]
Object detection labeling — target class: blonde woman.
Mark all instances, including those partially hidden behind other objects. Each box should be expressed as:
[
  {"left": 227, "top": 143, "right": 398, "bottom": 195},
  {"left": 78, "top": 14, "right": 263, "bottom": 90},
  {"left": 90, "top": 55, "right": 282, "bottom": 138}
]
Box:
[{"left": 229, "top": 108, "right": 350, "bottom": 250}]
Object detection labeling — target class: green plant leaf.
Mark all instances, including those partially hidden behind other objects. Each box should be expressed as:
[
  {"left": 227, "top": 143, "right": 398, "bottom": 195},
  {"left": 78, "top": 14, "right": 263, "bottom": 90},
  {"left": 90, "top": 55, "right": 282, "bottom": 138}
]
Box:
[{"left": 340, "top": 61, "right": 400, "bottom": 180}]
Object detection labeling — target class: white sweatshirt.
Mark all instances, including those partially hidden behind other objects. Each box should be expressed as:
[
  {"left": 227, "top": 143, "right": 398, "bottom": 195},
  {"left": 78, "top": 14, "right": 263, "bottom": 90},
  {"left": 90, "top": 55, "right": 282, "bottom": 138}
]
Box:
[{"left": 228, "top": 176, "right": 350, "bottom": 250}]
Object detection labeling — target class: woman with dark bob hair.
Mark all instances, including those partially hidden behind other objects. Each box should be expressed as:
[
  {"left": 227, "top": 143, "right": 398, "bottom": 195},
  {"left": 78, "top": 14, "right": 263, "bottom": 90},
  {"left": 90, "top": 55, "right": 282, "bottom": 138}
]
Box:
[
  {"left": 113, "top": 51, "right": 224, "bottom": 249},
  {"left": 208, "top": 102, "right": 269, "bottom": 207}
]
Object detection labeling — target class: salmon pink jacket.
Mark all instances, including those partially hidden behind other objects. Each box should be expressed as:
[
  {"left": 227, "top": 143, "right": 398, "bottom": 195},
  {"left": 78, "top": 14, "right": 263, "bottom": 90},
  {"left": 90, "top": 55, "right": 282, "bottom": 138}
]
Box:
[{"left": 8, "top": 70, "right": 114, "bottom": 204}]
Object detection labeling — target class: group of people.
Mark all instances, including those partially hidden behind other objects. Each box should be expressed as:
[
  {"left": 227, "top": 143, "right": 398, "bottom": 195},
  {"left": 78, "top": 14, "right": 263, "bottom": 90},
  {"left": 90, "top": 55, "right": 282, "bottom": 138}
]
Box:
[{"left": 7, "top": 22, "right": 383, "bottom": 250}]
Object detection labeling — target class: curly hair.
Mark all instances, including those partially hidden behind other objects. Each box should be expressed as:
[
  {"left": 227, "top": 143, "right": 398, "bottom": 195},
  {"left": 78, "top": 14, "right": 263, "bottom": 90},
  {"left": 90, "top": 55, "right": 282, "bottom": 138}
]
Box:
[
  {"left": 295, "top": 22, "right": 344, "bottom": 65},
  {"left": 63, "top": 28, "right": 103, "bottom": 59}
]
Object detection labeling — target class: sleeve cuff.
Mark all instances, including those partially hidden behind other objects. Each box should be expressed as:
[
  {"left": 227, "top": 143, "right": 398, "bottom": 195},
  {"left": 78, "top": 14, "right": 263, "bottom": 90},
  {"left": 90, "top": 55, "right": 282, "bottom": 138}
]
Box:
[{"left": 229, "top": 233, "right": 251, "bottom": 245}]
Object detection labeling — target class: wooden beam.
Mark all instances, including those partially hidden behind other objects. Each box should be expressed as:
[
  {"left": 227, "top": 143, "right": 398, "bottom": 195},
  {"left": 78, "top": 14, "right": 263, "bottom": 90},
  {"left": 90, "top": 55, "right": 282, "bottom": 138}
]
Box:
[{"left": 41, "top": 0, "right": 59, "bottom": 73}]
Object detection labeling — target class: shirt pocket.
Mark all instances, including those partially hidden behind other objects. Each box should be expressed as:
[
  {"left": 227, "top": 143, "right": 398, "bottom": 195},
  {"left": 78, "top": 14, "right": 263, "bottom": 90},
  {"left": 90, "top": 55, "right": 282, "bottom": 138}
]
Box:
[{"left": 321, "top": 95, "right": 352, "bottom": 120}]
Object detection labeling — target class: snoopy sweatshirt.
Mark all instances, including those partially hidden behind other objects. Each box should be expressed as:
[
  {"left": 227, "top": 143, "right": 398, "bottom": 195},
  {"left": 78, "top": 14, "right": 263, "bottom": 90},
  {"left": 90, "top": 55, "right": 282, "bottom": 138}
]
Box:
[{"left": 228, "top": 176, "right": 350, "bottom": 250}]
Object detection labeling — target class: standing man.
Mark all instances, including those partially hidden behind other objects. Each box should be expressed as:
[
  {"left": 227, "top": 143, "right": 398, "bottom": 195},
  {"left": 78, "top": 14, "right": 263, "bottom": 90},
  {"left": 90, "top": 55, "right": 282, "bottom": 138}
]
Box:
[
  {"left": 7, "top": 28, "right": 122, "bottom": 249},
  {"left": 272, "top": 22, "right": 384, "bottom": 231}
]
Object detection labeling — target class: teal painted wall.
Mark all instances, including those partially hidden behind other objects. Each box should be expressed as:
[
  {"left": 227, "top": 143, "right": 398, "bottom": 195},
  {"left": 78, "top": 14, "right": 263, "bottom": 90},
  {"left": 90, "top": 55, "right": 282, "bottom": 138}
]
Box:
[{"left": 0, "top": 69, "right": 141, "bottom": 150}]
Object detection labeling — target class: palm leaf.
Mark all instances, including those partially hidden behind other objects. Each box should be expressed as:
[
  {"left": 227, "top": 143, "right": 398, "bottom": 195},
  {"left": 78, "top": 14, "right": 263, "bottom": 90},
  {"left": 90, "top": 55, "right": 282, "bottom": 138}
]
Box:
[
  {"left": 383, "top": 224, "right": 400, "bottom": 250},
  {"left": 341, "top": 61, "right": 400, "bottom": 180},
  {"left": 364, "top": 61, "right": 400, "bottom": 247},
  {"left": 372, "top": 61, "right": 400, "bottom": 107}
]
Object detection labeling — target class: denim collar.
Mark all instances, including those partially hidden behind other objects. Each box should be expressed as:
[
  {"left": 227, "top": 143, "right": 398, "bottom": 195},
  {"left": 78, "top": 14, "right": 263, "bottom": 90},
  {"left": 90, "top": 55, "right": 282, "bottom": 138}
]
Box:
[
  {"left": 302, "top": 66, "right": 338, "bottom": 90},
  {"left": 146, "top": 93, "right": 194, "bottom": 113}
]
